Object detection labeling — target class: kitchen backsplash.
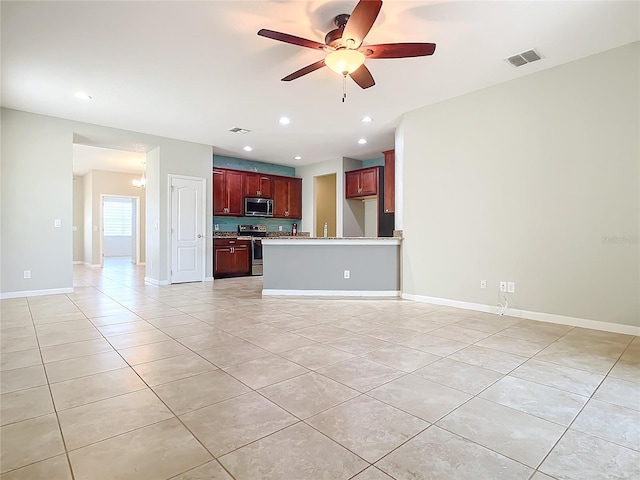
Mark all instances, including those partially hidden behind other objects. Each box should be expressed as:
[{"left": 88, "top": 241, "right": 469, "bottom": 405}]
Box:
[
  {"left": 213, "top": 217, "right": 298, "bottom": 233},
  {"left": 214, "top": 230, "right": 309, "bottom": 237}
]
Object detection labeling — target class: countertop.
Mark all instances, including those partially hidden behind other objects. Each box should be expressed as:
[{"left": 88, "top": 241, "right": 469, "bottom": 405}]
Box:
[{"left": 262, "top": 237, "right": 402, "bottom": 246}]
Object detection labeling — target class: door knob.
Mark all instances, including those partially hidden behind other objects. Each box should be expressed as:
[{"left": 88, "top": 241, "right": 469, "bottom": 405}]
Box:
[{"left": 197, "top": 234, "right": 202, "bottom": 238}]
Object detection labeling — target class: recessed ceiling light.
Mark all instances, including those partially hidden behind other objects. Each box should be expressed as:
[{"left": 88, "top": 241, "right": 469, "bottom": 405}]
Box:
[
  {"left": 243, "top": 146, "right": 253, "bottom": 152},
  {"left": 357, "top": 138, "right": 367, "bottom": 145},
  {"left": 74, "top": 91, "right": 92, "bottom": 100},
  {"left": 294, "top": 156, "right": 302, "bottom": 160},
  {"left": 279, "top": 117, "right": 290, "bottom": 125},
  {"left": 361, "top": 116, "right": 373, "bottom": 123}
]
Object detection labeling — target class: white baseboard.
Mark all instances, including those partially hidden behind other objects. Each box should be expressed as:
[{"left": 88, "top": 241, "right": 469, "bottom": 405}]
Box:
[
  {"left": 402, "top": 293, "right": 640, "bottom": 336},
  {"left": 72, "top": 261, "right": 83, "bottom": 265},
  {"left": 0, "top": 287, "right": 74, "bottom": 300},
  {"left": 263, "top": 289, "right": 401, "bottom": 297},
  {"left": 82, "top": 262, "right": 102, "bottom": 268},
  {"left": 144, "top": 277, "right": 170, "bottom": 286},
  {"left": 204, "top": 276, "right": 214, "bottom": 282}
]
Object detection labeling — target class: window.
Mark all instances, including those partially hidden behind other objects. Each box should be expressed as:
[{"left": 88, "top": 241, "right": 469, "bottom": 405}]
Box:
[{"left": 103, "top": 198, "right": 132, "bottom": 236}]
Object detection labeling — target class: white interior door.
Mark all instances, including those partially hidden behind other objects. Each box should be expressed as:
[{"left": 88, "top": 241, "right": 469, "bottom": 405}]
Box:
[{"left": 170, "top": 176, "right": 205, "bottom": 283}]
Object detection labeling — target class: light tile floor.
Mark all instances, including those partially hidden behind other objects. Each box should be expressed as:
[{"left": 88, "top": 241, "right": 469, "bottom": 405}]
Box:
[{"left": 1, "top": 258, "right": 639, "bottom": 479}]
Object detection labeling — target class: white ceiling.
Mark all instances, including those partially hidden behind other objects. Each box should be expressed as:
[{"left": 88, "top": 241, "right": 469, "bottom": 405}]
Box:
[
  {"left": 73, "top": 145, "right": 146, "bottom": 176},
  {"left": 2, "top": 1, "right": 638, "bottom": 171}
]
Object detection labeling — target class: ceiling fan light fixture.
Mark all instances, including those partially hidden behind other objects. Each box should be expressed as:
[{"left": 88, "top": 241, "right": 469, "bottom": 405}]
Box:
[{"left": 325, "top": 49, "right": 365, "bottom": 75}]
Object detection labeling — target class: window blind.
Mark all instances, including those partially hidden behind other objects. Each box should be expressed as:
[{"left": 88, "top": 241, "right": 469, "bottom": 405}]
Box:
[{"left": 103, "top": 199, "right": 132, "bottom": 236}]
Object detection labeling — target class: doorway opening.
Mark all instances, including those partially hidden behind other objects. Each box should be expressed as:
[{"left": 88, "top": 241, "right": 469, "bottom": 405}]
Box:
[
  {"left": 101, "top": 195, "right": 141, "bottom": 267},
  {"left": 314, "top": 174, "right": 337, "bottom": 237}
]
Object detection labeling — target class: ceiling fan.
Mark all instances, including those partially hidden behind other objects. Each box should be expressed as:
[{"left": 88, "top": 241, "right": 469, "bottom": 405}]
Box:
[{"left": 257, "top": 0, "right": 436, "bottom": 92}]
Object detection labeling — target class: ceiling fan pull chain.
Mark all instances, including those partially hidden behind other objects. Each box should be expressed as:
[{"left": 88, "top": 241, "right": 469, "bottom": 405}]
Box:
[{"left": 342, "top": 74, "right": 347, "bottom": 103}]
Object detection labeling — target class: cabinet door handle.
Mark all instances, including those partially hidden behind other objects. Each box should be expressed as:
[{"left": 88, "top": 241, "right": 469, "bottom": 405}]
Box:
[
  {"left": 257, "top": 190, "right": 261, "bottom": 196},
  {"left": 230, "top": 247, "right": 234, "bottom": 253}
]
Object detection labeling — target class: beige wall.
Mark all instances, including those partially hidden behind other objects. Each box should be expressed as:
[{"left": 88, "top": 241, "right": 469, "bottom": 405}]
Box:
[
  {"left": 400, "top": 42, "right": 639, "bottom": 327},
  {"left": 1, "top": 109, "right": 212, "bottom": 295},
  {"left": 315, "top": 174, "right": 337, "bottom": 237},
  {"left": 72, "top": 176, "right": 84, "bottom": 262},
  {"left": 364, "top": 199, "right": 378, "bottom": 238}
]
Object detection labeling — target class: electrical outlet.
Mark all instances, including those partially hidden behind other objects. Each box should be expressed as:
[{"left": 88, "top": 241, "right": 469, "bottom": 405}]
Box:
[
  {"left": 480, "top": 279, "right": 487, "bottom": 289},
  {"left": 499, "top": 281, "right": 507, "bottom": 292},
  {"left": 24, "top": 270, "right": 31, "bottom": 279},
  {"left": 214, "top": 224, "right": 219, "bottom": 231},
  {"left": 343, "top": 270, "right": 350, "bottom": 279},
  {"left": 507, "top": 282, "right": 516, "bottom": 293},
  {"left": 279, "top": 226, "right": 283, "bottom": 231},
  {"left": 54, "top": 219, "right": 61, "bottom": 228}
]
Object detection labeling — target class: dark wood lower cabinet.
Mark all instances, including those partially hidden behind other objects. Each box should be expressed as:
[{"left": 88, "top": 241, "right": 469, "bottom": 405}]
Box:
[{"left": 213, "top": 239, "right": 250, "bottom": 278}]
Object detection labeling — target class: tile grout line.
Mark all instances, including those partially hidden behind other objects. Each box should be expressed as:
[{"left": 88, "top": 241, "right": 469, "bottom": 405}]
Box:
[
  {"left": 63, "top": 291, "right": 242, "bottom": 480},
  {"left": 20, "top": 296, "right": 78, "bottom": 480}
]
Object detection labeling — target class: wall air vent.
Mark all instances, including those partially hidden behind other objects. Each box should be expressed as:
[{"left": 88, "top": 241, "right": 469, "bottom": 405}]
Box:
[
  {"left": 505, "top": 49, "right": 542, "bottom": 67},
  {"left": 228, "top": 127, "right": 250, "bottom": 134}
]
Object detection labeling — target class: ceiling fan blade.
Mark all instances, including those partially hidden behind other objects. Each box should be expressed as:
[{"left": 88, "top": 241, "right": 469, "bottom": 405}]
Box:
[
  {"left": 362, "top": 43, "right": 437, "bottom": 59},
  {"left": 282, "top": 59, "right": 326, "bottom": 81},
  {"left": 258, "top": 29, "right": 326, "bottom": 50},
  {"left": 349, "top": 64, "right": 375, "bottom": 89},
  {"left": 342, "top": 0, "right": 382, "bottom": 48}
]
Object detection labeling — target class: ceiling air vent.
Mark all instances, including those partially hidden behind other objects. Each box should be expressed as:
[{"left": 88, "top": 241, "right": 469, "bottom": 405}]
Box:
[
  {"left": 228, "top": 127, "right": 250, "bottom": 134},
  {"left": 505, "top": 49, "right": 542, "bottom": 68}
]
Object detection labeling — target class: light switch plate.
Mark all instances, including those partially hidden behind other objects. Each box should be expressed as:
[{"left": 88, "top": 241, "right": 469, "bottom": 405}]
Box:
[{"left": 54, "top": 219, "right": 62, "bottom": 228}]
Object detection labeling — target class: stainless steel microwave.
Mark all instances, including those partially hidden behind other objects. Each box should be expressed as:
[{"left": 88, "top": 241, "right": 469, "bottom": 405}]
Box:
[{"left": 244, "top": 197, "right": 273, "bottom": 217}]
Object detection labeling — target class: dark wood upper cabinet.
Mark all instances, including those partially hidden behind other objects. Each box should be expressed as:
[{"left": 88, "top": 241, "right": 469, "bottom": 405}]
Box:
[
  {"left": 245, "top": 173, "right": 272, "bottom": 198},
  {"left": 213, "top": 168, "right": 244, "bottom": 216},
  {"left": 360, "top": 168, "right": 378, "bottom": 196},
  {"left": 383, "top": 149, "right": 395, "bottom": 213},
  {"left": 287, "top": 177, "right": 302, "bottom": 219},
  {"left": 214, "top": 167, "right": 301, "bottom": 219},
  {"left": 273, "top": 176, "right": 302, "bottom": 219},
  {"left": 345, "top": 166, "right": 379, "bottom": 199}
]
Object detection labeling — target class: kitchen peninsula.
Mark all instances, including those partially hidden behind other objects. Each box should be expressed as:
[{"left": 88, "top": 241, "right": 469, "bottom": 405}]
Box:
[{"left": 261, "top": 237, "right": 401, "bottom": 296}]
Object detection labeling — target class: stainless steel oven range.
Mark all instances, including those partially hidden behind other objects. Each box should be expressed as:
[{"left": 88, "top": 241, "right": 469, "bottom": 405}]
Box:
[{"left": 237, "top": 224, "right": 267, "bottom": 276}]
